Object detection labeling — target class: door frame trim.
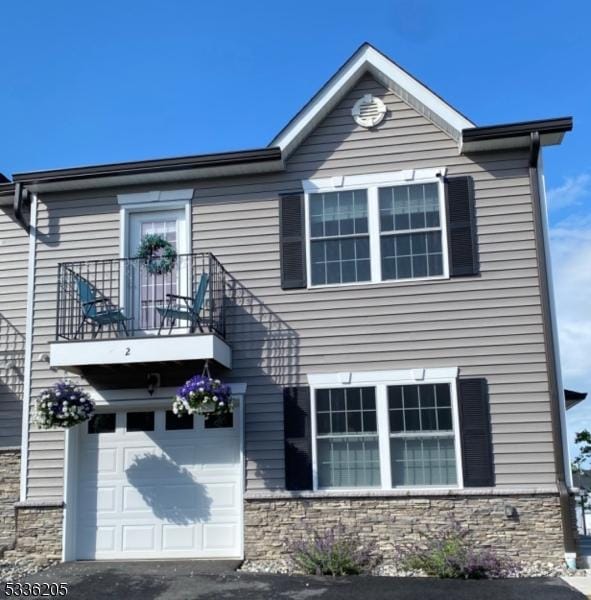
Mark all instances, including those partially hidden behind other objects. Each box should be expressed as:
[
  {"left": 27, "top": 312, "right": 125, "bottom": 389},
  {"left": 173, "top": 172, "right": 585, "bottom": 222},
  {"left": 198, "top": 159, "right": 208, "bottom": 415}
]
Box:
[
  {"left": 62, "top": 383, "right": 247, "bottom": 562},
  {"left": 119, "top": 198, "right": 192, "bottom": 327}
]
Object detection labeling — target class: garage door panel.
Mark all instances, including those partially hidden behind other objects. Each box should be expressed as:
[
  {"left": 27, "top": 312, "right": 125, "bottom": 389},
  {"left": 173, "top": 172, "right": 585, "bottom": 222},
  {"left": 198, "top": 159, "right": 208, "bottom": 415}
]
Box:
[
  {"left": 122, "top": 525, "right": 156, "bottom": 552},
  {"left": 97, "top": 486, "right": 117, "bottom": 512},
  {"left": 203, "top": 523, "right": 238, "bottom": 552},
  {"left": 193, "top": 443, "right": 239, "bottom": 467},
  {"left": 205, "top": 482, "right": 238, "bottom": 510},
  {"left": 78, "top": 486, "right": 118, "bottom": 517},
  {"left": 75, "top": 407, "right": 242, "bottom": 560},
  {"left": 122, "top": 484, "right": 207, "bottom": 515},
  {"left": 79, "top": 447, "right": 118, "bottom": 474},
  {"left": 162, "top": 525, "right": 198, "bottom": 551},
  {"left": 123, "top": 447, "right": 164, "bottom": 470},
  {"left": 96, "top": 527, "right": 116, "bottom": 552},
  {"left": 162, "top": 445, "right": 198, "bottom": 466}
]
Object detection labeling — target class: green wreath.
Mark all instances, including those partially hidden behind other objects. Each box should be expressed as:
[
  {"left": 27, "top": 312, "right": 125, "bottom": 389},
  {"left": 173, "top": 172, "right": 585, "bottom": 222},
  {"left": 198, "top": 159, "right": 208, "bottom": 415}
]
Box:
[{"left": 136, "top": 233, "right": 177, "bottom": 275}]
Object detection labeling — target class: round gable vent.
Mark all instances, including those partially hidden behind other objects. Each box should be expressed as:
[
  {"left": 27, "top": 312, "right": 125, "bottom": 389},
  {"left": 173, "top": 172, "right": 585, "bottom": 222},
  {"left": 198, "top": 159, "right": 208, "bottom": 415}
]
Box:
[{"left": 352, "top": 94, "right": 387, "bottom": 128}]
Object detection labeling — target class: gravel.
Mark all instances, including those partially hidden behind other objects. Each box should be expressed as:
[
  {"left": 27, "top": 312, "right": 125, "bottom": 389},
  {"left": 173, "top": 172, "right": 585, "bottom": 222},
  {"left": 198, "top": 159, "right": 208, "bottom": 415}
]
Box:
[
  {"left": 0, "top": 557, "right": 57, "bottom": 583},
  {"left": 239, "top": 559, "right": 591, "bottom": 579}
]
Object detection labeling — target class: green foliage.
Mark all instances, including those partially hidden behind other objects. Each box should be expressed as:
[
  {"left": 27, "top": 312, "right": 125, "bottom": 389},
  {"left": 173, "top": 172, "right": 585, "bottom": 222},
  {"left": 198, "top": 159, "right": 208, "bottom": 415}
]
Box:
[
  {"left": 398, "top": 522, "right": 509, "bottom": 579},
  {"left": 288, "top": 524, "right": 381, "bottom": 576},
  {"left": 136, "top": 233, "right": 177, "bottom": 275},
  {"left": 572, "top": 429, "right": 591, "bottom": 474}
]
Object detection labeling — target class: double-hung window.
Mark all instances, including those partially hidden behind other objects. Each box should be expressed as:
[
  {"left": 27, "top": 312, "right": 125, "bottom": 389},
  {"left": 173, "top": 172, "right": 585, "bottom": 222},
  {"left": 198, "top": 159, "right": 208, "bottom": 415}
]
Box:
[
  {"left": 312, "top": 375, "right": 461, "bottom": 491},
  {"left": 309, "top": 190, "right": 370, "bottom": 285},
  {"left": 379, "top": 183, "right": 444, "bottom": 280},
  {"left": 305, "top": 170, "right": 448, "bottom": 287},
  {"left": 315, "top": 387, "right": 380, "bottom": 488},
  {"left": 388, "top": 384, "right": 457, "bottom": 486}
]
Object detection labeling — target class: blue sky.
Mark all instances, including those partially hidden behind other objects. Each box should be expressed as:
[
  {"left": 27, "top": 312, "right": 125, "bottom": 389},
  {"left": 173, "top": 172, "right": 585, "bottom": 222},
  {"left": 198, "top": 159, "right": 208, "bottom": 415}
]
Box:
[{"left": 1, "top": 2, "right": 590, "bottom": 451}]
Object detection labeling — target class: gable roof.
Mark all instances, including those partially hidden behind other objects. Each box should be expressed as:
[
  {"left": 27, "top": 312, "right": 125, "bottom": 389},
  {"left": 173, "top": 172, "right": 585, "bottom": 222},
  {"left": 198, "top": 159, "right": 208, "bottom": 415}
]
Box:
[{"left": 270, "top": 42, "right": 475, "bottom": 158}]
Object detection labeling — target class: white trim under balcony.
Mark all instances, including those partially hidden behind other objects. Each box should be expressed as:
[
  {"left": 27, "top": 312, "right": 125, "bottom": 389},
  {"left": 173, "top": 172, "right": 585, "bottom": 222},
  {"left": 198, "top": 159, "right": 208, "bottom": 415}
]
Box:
[{"left": 49, "top": 333, "right": 232, "bottom": 370}]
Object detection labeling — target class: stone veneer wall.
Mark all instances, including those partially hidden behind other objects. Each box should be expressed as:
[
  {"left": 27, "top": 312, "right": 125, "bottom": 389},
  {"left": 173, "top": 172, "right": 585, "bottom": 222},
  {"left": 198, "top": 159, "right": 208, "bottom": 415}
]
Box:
[
  {"left": 3, "top": 505, "right": 63, "bottom": 566},
  {"left": 244, "top": 494, "right": 567, "bottom": 565},
  {"left": 0, "top": 449, "right": 62, "bottom": 568},
  {"left": 0, "top": 449, "right": 20, "bottom": 552}
]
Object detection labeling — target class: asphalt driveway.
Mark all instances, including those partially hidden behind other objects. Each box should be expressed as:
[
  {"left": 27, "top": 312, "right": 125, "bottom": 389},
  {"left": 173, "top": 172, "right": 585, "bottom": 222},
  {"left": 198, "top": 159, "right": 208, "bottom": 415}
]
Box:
[{"left": 10, "top": 561, "right": 586, "bottom": 600}]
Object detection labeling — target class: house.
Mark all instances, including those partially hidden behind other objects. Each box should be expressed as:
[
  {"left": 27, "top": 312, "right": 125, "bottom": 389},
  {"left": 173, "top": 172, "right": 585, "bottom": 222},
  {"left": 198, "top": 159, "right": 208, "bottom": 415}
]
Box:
[{"left": 0, "top": 43, "right": 576, "bottom": 568}]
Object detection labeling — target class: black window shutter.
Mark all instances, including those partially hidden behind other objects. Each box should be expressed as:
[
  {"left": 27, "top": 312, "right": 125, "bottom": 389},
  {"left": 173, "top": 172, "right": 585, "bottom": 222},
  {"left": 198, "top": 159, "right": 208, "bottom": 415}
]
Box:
[
  {"left": 280, "top": 194, "right": 307, "bottom": 289},
  {"left": 445, "top": 176, "right": 478, "bottom": 277},
  {"left": 283, "top": 386, "right": 312, "bottom": 490},
  {"left": 458, "top": 378, "right": 494, "bottom": 487}
]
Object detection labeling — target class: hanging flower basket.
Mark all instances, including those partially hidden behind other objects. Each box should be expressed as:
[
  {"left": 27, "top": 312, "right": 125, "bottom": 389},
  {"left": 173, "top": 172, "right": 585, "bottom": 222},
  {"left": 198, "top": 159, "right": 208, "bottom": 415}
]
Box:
[
  {"left": 35, "top": 379, "right": 95, "bottom": 429},
  {"left": 136, "top": 233, "right": 177, "bottom": 275},
  {"left": 172, "top": 375, "right": 233, "bottom": 417}
]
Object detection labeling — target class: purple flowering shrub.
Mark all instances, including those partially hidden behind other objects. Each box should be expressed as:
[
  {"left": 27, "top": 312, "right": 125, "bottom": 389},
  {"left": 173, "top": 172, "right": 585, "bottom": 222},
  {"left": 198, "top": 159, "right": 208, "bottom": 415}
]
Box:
[
  {"left": 286, "top": 523, "right": 381, "bottom": 576},
  {"left": 172, "top": 375, "right": 233, "bottom": 416},
  {"left": 35, "top": 379, "right": 95, "bottom": 429},
  {"left": 398, "top": 521, "right": 511, "bottom": 579}
]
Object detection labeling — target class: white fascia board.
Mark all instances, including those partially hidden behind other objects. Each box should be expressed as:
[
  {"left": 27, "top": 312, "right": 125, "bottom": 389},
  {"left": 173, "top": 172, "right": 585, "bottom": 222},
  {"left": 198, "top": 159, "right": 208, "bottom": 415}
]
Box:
[
  {"left": 272, "top": 44, "right": 474, "bottom": 158},
  {"left": 303, "top": 167, "right": 447, "bottom": 193},
  {"left": 117, "top": 188, "right": 194, "bottom": 205},
  {"left": 363, "top": 47, "right": 474, "bottom": 132},
  {"left": 307, "top": 367, "right": 459, "bottom": 387},
  {"left": 50, "top": 334, "right": 232, "bottom": 369}
]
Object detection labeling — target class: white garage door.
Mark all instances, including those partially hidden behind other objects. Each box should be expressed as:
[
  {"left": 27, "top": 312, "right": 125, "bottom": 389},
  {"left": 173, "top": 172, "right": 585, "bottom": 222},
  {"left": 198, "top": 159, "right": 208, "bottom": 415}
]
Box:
[{"left": 75, "top": 407, "right": 242, "bottom": 560}]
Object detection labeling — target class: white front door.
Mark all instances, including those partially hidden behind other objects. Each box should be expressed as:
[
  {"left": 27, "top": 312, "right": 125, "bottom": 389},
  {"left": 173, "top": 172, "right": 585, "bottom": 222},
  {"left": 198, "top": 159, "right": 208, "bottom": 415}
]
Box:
[
  {"left": 127, "top": 209, "right": 188, "bottom": 332},
  {"left": 75, "top": 407, "right": 242, "bottom": 559}
]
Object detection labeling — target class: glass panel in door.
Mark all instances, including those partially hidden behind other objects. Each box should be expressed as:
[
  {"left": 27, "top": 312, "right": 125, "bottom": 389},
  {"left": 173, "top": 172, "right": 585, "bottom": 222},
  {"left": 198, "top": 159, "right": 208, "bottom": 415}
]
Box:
[{"left": 128, "top": 209, "right": 188, "bottom": 333}]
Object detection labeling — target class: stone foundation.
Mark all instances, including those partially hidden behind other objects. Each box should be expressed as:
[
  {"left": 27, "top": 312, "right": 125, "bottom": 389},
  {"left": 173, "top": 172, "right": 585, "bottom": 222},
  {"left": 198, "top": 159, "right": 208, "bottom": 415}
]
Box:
[
  {"left": 3, "top": 505, "right": 63, "bottom": 567},
  {"left": 244, "top": 493, "right": 567, "bottom": 566},
  {"left": 0, "top": 449, "right": 63, "bottom": 568},
  {"left": 0, "top": 449, "right": 20, "bottom": 552}
]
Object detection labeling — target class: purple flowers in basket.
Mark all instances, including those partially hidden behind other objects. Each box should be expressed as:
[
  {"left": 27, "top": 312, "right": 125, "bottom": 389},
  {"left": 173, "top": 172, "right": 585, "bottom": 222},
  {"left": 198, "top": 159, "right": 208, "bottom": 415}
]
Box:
[
  {"left": 172, "top": 375, "right": 233, "bottom": 416},
  {"left": 35, "top": 379, "right": 95, "bottom": 429}
]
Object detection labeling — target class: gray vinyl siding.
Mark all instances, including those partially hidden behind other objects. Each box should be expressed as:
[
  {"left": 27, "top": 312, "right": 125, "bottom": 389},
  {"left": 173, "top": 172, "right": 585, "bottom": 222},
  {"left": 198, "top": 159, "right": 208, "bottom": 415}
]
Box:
[
  {"left": 26, "top": 195, "right": 119, "bottom": 499},
  {"left": 25, "top": 73, "right": 556, "bottom": 499},
  {"left": 0, "top": 207, "right": 28, "bottom": 448}
]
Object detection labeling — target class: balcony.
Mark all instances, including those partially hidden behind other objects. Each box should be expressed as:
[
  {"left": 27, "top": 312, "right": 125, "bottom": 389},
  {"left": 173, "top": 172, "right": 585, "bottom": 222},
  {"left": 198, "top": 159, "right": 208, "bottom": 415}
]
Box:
[{"left": 49, "top": 252, "right": 232, "bottom": 377}]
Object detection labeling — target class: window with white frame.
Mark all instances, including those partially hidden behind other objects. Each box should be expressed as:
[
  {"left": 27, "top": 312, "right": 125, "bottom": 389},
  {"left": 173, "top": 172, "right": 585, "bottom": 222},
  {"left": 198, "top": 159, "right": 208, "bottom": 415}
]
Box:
[
  {"left": 379, "top": 183, "right": 444, "bottom": 280},
  {"left": 305, "top": 171, "right": 448, "bottom": 287},
  {"left": 388, "top": 384, "right": 457, "bottom": 486},
  {"left": 315, "top": 387, "right": 380, "bottom": 488},
  {"left": 312, "top": 376, "right": 460, "bottom": 490},
  {"left": 309, "top": 190, "right": 371, "bottom": 285}
]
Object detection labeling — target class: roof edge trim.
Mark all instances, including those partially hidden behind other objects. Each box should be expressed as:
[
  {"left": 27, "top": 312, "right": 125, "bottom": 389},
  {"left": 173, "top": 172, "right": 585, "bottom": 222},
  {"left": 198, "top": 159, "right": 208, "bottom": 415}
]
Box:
[
  {"left": 12, "top": 147, "right": 283, "bottom": 186},
  {"left": 270, "top": 43, "right": 475, "bottom": 158},
  {"left": 462, "top": 117, "right": 573, "bottom": 143}
]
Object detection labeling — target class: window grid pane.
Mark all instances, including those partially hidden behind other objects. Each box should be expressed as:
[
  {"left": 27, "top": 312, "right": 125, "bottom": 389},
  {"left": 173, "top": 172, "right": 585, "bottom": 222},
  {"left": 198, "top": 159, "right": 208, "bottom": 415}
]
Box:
[
  {"left": 391, "top": 436, "right": 457, "bottom": 486},
  {"left": 318, "top": 437, "right": 381, "bottom": 488},
  {"left": 379, "top": 183, "right": 440, "bottom": 233},
  {"left": 389, "top": 384, "right": 453, "bottom": 433},
  {"left": 317, "top": 388, "right": 377, "bottom": 435},
  {"left": 310, "top": 190, "right": 370, "bottom": 285},
  {"left": 379, "top": 183, "right": 443, "bottom": 281},
  {"left": 316, "top": 387, "right": 380, "bottom": 488},
  {"left": 388, "top": 383, "right": 457, "bottom": 487}
]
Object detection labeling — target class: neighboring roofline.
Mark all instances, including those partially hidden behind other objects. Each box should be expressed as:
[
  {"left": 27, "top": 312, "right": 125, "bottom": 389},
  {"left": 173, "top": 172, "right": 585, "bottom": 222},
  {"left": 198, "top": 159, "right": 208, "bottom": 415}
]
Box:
[
  {"left": 12, "top": 147, "right": 282, "bottom": 185},
  {"left": 462, "top": 117, "right": 573, "bottom": 143},
  {"left": 565, "top": 389, "right": 587, "bottom": 411},
  {"left": 270, "top": 42, "right": 475, "bottom": 158},
  {"left": 565, "top": 389, "right": 587, "bottom": 401},
  {"left": 0, "top": 182, "right": 15, "bottom": 207}
]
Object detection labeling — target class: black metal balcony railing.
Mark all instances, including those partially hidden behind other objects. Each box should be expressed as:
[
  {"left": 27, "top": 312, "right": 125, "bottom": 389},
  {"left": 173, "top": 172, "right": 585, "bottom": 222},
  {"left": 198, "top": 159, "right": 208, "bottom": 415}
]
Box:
[{"left": 56, "top": 252, "right": 227, "bottom": 341}]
